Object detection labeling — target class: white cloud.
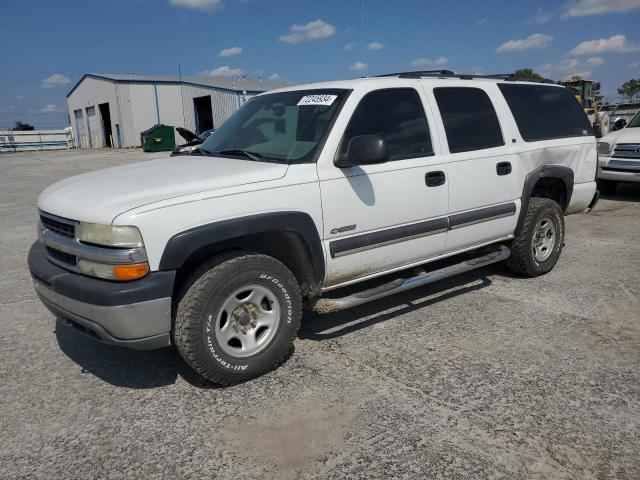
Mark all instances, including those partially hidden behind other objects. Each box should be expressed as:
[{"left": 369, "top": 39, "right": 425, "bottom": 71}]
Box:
[
  {"left": 169, "top": 0, "right": 222, "bottom": 12},
  {"left": 563, "top": 0, "right": 640, "bottom": 17},
  {"left": 42, "top": 74, "right": 71, "bottom": 88},
  {"left": 529, "top": 8, "right": 554, "bottom": 24},
  {"left": 201, "top": 65, "right": 244, "bottom": 77},
  {"left": 586, "top": 56, "right": 605, "bottom": 65},
  {"left": 629, "top": 61, "right": 640, "bottom": 68},
  {"left": 570, "top": 34, "right": 640, "bottom": 55},
  {"left": 367, "top": 41, "right": 384, "bottom": 50},
  {"left": 477, "top": 17, "right": 488, "bottom": 25},
  {"left": 538, "top": 56, "right": 604, "bottom": 80},
  {"left": 278, "top": 19, "right": 336, "bottom": 44},
  {"left": 408, "top": 57, "right": 449, "bottom": 68},
  {"left": 219, "top": 46, "right": 242, "bottom": 58},
  {"left": 344, "top": 41, "right": 357, "bottom": 51},
  {"left": 268, "top": 73, "right": 283, "bottom": 81},
  {"left": 16, "top": 95, "right": 25, "bottom": 100},
  {"left": 349, "top": 62, "right": 367, "bottom": 72},
  {"left": 497, "top": 33, "right": 553, "bottom": 52},
  {"left": 39, "top": 104, "right": 59, "bottom": 113}
]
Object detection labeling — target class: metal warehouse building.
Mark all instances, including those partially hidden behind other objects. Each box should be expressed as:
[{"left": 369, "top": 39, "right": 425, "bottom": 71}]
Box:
[{"left": 66, "top": 74, "right": 285, "bottom": 149}]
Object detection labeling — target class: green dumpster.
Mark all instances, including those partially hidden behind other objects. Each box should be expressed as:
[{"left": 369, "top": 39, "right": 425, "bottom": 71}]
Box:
[{"left": 140, "top": 124, "right": 175, "bottom": 152}]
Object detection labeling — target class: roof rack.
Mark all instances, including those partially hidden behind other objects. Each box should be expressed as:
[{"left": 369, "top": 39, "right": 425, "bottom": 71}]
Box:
[
  {"left": 376, "top": 70, "right": 557, "bottom": 84},
  {"left": 375, "top": 70, "right": 455, "bottom": 78}
]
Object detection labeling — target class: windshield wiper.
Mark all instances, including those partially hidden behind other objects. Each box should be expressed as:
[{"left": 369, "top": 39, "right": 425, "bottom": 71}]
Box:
[{"left": 216, "top": 149, "right": 264, "bottom": 161}]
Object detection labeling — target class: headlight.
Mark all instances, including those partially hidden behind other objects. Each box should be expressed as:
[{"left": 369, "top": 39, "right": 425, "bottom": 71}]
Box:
[
  {"left": 76, "top": 222, "right": 143, "bottom": 248},
  {"left": 78, "top": 259, "right": 149, "bottom": 281},
  {"left": 598, "top": 142, "right": 611, "bottom": 155}
]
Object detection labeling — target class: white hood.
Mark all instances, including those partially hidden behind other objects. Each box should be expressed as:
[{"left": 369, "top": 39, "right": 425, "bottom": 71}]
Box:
[
  {"left": 38, "top": 156, "right": 288, "bottom": 224},
  {"left": 601, "top": 127, "right": 640, "bottom": 146}
]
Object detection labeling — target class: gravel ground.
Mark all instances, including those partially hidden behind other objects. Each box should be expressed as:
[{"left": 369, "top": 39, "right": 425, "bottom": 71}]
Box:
[{"left": 1, "top": 149, "right": 639, "bottom": 479}]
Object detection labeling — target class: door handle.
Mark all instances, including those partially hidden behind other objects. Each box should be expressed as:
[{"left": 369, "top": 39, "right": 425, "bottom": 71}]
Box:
[
  {"left": 496, "top": 161, "right": 512, "bottom": 176},
  {"left": 425, "top": 171, "right": 446, "bottom": 187}
]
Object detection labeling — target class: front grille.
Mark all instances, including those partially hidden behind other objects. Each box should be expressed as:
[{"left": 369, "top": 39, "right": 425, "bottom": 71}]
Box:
[
  {"left": 40, "top": 213, "right": 76, "bottom": 237},
  {"left": 612, "top": 144, "right": 640, "bottom": 159},
  {"left": 46, "top": 247, "right": 76, "bottom": 266}
]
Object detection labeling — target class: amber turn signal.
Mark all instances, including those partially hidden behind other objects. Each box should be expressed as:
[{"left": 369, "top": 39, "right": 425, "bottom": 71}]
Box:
[{"left": 112, "top": 263, "right": 149, "bottom": 281}]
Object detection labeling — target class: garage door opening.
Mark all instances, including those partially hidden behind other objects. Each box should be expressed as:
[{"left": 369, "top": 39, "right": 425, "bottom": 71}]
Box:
[
  {"left": 193, "top": 95, "right": 213, "bottom": 134},
  {"left": 99, "top": 103, "right": 113, "bottom": 147}
]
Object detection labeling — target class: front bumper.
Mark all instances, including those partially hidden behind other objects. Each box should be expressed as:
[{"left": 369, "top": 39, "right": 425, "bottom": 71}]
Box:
[
  {"left": 28, "top": 241, "right": 175, "bottom": 350},
  {"left": 598, "top": 156, "right": 640, "bottom": 183}
]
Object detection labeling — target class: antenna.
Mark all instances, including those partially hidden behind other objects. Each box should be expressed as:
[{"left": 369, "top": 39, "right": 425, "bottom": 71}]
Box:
[
  {"left": 361, "top": 0, "right": 364, "bottom": 50},
  {"left": 178, "top": 64, "right": 186, "bottom": 130}
]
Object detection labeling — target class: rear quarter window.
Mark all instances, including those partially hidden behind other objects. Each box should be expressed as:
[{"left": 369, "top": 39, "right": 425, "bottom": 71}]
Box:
[{"left": 498, "top": 84, "right": 593, "bottom": 142}]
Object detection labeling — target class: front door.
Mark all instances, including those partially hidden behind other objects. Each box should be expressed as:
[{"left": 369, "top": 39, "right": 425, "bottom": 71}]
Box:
[{"left": 318, "top": 87, "right": 449, "bottom": 289}]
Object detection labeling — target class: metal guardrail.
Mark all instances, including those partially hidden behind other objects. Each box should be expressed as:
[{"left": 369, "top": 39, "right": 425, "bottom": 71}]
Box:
[{"left": 0, "top": 129, "right": 72, "bottom": 153}]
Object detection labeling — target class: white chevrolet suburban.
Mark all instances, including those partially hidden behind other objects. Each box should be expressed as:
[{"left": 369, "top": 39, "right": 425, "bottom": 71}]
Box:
[
  {"left": 597, "top": 110, "right": 640, "bottom": 193},
  {"left": 29, "top": 71, "right": 599, "bottom": 385}
]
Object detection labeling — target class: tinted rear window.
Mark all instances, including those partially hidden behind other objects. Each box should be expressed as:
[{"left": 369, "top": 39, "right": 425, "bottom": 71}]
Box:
[
  {"left": 433, "top": 87, "right": 504, "bottom": 154},
  {"left": 498, "top": 84, "right": 593, "bottom": 141}
]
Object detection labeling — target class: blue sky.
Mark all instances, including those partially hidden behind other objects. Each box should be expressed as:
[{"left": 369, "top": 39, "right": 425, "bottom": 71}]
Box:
[{"left": 1, "top": 0, "right": 639, "bottom": 129}]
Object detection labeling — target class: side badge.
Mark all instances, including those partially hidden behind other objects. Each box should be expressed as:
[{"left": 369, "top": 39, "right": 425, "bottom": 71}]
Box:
[{"left": 330, "top": 224, "right": 357, "bottom": 235}]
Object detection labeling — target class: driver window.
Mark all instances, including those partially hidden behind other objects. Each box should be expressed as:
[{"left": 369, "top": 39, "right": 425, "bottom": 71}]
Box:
[{"left": 340, "top": 88, "right": 433, "bottom": 161}]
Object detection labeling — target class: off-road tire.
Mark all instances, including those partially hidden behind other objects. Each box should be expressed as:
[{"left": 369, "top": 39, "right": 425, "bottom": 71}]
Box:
[
  {"left": 174, "top": 253, "right": 302, "bottom": 386},
  {"left": 506, "top": 198, "right": 565, "bottom": 277},
  {"left": 596, "top": 179, "right": 617, "bottom": 195}
]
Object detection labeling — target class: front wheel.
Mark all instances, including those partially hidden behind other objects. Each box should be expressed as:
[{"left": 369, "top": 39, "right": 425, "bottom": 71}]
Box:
[
  {"left": 174, "top": 253, "right": 302, "bottom": 385},
  {"left": 506, "top": 198, "right": 565, "bottom": 277}
]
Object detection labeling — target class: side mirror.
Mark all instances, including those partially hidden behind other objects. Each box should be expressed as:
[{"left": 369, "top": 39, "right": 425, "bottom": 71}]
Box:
[
  {"left": 611, "top": 118, "right": 628, "bottom": 131},
  {"left": 336, "top": 135, "right": 388, "bottom": 168}
]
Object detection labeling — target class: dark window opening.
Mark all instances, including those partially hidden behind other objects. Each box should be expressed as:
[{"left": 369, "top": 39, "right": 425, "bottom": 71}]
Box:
[
  {"left": 434, "top": 87, "right": 504, "bottom": 154},
  {"left": 498, "top": 83, "right": 594, "bottom": 141},
  {"left": 339, "top": 88, "right": 433, "bottom": 161},
  {"left": 194, "top": 95, "right": 214, "bottom": 134}
]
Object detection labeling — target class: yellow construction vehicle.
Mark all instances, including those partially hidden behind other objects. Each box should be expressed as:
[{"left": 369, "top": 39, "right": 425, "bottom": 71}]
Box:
[{"left": 562, "top": 78, "right": 609, "bottom": 137}]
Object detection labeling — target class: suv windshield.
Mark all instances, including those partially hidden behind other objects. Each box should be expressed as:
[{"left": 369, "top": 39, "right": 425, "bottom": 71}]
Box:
[{"left": 199, "top": 89, "right": 350, "bottom": 163}]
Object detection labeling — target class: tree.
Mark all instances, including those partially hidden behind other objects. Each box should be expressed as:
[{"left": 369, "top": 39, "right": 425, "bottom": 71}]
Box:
[
  {"left": 513, "top": 68, "right": 544, "bottom": 81},
  {"left": 592, "top": 82, "right": 604, "bottom": 105},
  {"left": 617, "top": 79, "right": 640, "bottom": 102},
  {"left": 11, "top": 121, "right": 34, "bottom": 131}
]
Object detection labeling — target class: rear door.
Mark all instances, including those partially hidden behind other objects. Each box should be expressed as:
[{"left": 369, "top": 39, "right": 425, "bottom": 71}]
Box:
[
  {"left": 318, "top": 86, "right": 449, "bottom": 288},
  {"left": 428, "top": 84, "right": 520, "bottom": 252}
]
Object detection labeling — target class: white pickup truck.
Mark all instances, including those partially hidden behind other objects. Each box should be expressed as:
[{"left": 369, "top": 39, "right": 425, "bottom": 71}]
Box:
[
  {"left": 29, "top": 71, "right": 598, "bottom": 385},
  {"left": 597, "top": 110, "right": 640, "bottom": 193}
]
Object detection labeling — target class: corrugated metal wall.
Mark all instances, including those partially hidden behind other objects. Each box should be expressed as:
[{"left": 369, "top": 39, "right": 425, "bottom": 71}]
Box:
[
  {"left": 156, "top": 84, "right": 185, "bottom": 145},
  {"left": 68, "top": 78, "right": 251, "bottom": 149},
  {"left": 66, "top": 77, "right": 119, "bottom": 149},
  {"left": 181, "top": 85, "right": 239, "bottom": 133}
]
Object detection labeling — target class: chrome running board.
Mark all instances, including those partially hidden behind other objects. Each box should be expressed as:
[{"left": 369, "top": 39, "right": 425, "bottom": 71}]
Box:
[{"left": 311, "top": 245, "right": 510, "bottom": 313}]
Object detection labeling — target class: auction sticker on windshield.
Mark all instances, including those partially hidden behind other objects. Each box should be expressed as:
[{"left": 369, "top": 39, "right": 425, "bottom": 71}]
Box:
[{"left": 297, "top": 94, "right": 337, "bottom": 106}]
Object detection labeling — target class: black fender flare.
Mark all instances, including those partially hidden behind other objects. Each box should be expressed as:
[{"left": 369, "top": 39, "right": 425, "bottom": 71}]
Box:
[
  {"left": 516, "top": 165, "right": 574, "bottom": 235},
  {"left": 158, "top": 211, "right": 325, "bottom": 285}
]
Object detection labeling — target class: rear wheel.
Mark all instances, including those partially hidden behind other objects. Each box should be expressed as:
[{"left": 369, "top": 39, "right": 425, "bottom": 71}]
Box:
[
  {"left": 597, "top": 179, "right": 617, "bottom": 194},
  {"left": 174, "top": 253, "right": 302, "bottom": 385},
  {"left": 507, "top": 198, "right": 565, "bottom": 277}
]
